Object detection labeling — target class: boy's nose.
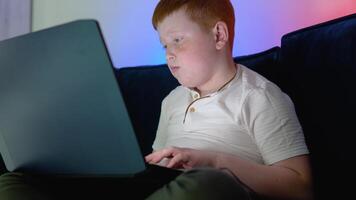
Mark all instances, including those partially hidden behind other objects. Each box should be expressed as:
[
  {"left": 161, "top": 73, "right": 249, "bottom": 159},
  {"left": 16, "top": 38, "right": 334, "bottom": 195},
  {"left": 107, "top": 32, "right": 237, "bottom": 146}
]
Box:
[{"left": 166, "top": 51, "right": 176, "bottom": 62}]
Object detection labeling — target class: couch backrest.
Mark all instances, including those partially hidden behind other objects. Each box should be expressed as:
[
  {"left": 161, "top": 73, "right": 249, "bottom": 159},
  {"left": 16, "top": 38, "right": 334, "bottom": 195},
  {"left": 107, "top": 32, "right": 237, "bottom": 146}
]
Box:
[{"left": 279, "top": 13, "right": 356, "bottom": 199}]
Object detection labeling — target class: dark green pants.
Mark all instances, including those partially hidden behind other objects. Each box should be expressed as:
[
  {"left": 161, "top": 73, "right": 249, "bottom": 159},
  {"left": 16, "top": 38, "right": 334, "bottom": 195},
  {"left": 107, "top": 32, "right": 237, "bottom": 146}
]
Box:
[{"left": 0, "top": 168, "right": 257, "bottom": 200}]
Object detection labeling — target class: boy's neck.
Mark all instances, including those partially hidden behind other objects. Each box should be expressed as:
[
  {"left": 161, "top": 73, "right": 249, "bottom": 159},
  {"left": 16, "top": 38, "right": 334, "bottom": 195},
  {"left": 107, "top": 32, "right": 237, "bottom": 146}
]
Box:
[{"left": 194, "top": 58, "right": 237, "bottom": 97}]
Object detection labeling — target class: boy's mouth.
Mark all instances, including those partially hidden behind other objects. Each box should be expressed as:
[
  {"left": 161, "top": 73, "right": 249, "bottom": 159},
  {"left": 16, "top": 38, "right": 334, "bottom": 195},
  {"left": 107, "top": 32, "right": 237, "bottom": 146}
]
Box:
[{"left": 170, "top": 66, "right": 180, "bottom": 73}]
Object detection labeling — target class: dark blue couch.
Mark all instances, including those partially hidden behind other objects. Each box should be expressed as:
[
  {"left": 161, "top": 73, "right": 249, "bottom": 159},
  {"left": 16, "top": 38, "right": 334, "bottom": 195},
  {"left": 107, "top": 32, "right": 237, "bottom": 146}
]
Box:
[{"left": 1, "top": 13, "right": 355, "bottom": 199}]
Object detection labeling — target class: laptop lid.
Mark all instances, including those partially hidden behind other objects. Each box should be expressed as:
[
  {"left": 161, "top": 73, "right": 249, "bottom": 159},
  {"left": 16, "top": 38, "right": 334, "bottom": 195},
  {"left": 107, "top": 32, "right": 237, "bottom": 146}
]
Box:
[{"left": 0, "top": 20, "right": 146, "bottom": 177}]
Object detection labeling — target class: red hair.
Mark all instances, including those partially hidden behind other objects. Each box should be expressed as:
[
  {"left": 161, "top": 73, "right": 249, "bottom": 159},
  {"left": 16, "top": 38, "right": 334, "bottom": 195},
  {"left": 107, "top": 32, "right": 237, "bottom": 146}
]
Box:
[{"left": 152, "top": 0, "right": 235, "bottom": 50}]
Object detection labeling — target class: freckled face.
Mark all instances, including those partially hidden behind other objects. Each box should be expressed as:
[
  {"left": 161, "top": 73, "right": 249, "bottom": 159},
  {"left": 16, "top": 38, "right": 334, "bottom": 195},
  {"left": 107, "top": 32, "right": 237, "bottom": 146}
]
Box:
[{"left": 157, "top": 9, "right": 219, "bottom": 88}]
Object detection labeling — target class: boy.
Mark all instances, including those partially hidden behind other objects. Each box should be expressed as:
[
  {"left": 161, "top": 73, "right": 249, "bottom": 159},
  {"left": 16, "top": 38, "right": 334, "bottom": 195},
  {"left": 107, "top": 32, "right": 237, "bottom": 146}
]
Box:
[
  {"left": 145, "top": 0, "right": 313, "bottom": 199},
  {"left": 0, "top": 0, "right": 313, "bottom": 199}
]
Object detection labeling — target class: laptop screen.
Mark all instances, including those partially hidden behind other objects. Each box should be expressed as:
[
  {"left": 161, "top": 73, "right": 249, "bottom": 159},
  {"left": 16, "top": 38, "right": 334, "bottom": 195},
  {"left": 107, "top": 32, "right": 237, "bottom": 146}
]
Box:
[{"left": 0, "top": 20, "right": 146, "bottom": 176}]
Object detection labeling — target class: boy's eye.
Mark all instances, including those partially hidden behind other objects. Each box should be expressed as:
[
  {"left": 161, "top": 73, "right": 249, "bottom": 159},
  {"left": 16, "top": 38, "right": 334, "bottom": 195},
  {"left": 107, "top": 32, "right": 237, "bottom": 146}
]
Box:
[
  {"left": 174, "top": 37, "right": 183, "bottom": 43},
  {"left": 161, "top": 37, "right": 183, "bottom": 50}
]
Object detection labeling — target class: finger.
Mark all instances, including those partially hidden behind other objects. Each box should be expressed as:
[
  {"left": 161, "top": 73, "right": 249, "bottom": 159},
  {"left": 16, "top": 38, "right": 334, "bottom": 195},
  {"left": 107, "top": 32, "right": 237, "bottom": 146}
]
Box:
[
  {"left": 145, "top": 153, "right": 154, "bottom": 162},
  {"left": 182, "top": 162, "right": 194, "bottom": 169},
  {"left": 167, "top": 153, "right": 186, "bottom": 168},
  {"left": 145, "top": 150, "right": 161, "bottom": 161},
  {"left": 147, "top": 148, "right": 175, "bottom": 164},
  {"left": 146, "top": 152, "right": 162, "bottom": 163}
]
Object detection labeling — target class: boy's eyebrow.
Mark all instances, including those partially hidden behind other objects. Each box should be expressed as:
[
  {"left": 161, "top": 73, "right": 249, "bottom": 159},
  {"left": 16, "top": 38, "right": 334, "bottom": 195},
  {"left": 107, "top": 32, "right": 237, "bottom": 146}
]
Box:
[
  {"left": 159, "top": 31, "right": 184, "bottom": 43},
  {"left": 167, "top": 30, "right": 184, "bottom": 36}
]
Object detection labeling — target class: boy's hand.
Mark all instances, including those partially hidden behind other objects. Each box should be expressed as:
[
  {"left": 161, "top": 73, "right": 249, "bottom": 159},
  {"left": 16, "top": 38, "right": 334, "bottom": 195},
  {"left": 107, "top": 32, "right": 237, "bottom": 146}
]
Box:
[{"left": 145, "top": 147, "right": 217, "bottom": 169}]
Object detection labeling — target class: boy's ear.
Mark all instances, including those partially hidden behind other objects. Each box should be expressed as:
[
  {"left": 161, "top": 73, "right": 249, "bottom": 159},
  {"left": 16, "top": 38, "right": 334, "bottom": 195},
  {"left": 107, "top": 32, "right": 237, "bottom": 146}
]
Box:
[{"left": 213, "top": 21, "right": 229, "bottom": 50}]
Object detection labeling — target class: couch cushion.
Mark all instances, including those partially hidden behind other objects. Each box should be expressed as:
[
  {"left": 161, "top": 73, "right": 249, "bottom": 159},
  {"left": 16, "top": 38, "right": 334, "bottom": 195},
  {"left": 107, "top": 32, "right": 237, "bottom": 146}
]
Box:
[{"left": 280, "top": 13, "right": 356, "bottom": 199}]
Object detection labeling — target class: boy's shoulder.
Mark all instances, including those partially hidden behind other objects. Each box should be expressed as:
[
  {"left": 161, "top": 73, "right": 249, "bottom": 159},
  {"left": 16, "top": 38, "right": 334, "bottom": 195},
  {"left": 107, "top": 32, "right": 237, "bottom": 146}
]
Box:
[
  {"left": 162, "top": 85, "right": 188, "bottom": 103},
  {"left": 238, "top": 64, "right": 290, "bottom": 104},
  {"left": 238, "top": 64, "right": 280, "bottom": 92},
  {"left": 239, "top": 64, "right": 268, "bottom": 86}
]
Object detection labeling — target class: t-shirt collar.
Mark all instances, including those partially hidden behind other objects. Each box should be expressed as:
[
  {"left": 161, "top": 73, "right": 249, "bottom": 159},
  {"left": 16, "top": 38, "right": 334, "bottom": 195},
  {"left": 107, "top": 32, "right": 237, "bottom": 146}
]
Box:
[{"left": 187, "top": 63, "right": 241, "bottom": 98}]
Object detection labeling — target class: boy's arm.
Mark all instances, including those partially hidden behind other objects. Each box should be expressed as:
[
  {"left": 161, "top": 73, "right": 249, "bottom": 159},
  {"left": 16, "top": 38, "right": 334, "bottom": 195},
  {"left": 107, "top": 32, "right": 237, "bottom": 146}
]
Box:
[
  {"left": 230, "top": 84, "right": 313, "bottom": 199},
  {"left": 215, "top": 152, "right": 313, "bottom": 200}
]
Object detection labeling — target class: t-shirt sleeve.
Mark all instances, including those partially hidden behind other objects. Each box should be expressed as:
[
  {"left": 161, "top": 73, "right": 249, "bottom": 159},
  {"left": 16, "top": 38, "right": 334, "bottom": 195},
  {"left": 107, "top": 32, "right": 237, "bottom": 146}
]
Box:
[
  {"left": 152, "top": 96, "right": 169, "bottom": 151},
  {"left": 241, "top": 83, "right": 309, "bottom": 165}
]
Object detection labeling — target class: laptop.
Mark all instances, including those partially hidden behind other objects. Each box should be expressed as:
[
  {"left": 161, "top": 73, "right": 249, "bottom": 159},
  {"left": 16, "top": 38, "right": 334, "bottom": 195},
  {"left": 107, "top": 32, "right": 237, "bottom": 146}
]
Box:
[{"left": 0, "top": 19, "right": 181, "bottom": 179}]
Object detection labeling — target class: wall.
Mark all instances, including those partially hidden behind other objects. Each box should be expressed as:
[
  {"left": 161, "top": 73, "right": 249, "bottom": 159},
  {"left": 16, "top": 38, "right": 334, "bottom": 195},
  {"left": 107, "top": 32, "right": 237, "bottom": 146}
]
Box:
[
  {"left": 32, "top": 0, "right": 356, "bottom": 68},
  {"left": 0, "top": 0, "right": 32, "bottom": 41}
]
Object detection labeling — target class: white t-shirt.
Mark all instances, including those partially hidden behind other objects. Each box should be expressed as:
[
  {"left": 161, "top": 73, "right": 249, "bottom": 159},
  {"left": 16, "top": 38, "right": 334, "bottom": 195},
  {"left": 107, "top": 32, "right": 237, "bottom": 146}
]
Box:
[{"left": 152, "top": 64, "right": 309, "bottom": 165}]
